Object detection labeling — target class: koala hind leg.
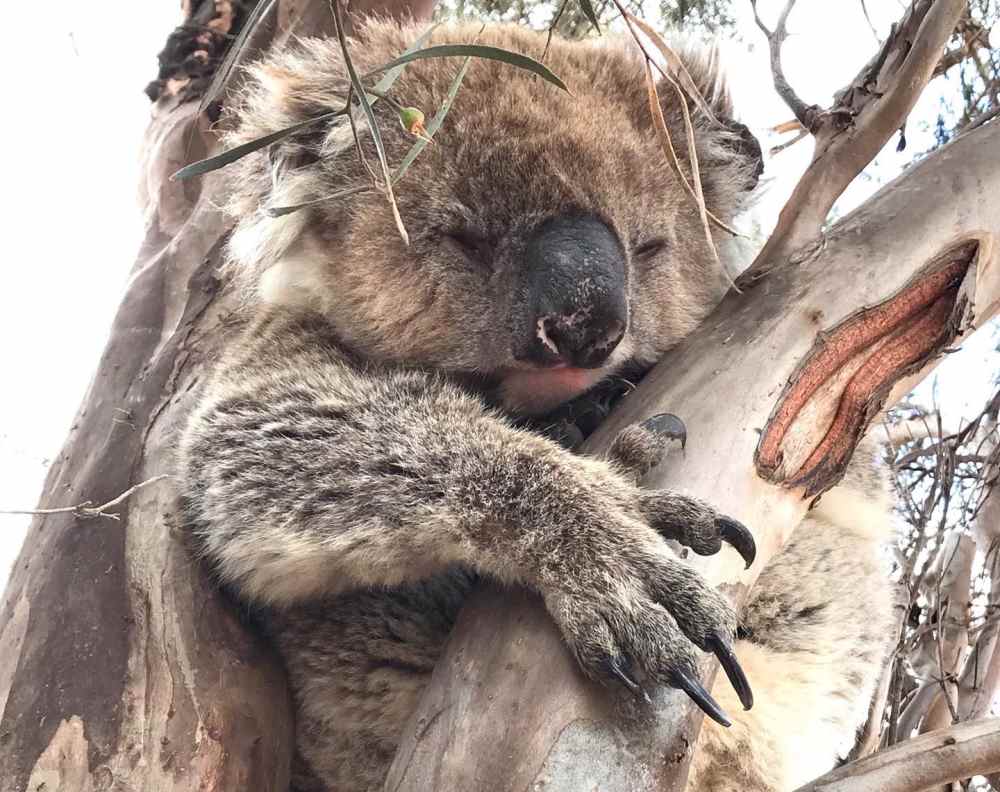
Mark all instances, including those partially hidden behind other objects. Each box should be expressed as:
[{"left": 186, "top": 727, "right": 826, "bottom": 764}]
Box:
[
  {"left": 687, "top": 439, "right": 899, "bottom": 792},
  {"left": 262, "top": 569, "right": 475, "bottom": 792}
]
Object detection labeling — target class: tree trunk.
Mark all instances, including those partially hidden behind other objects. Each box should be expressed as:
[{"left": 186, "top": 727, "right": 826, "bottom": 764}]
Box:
[
  {"left": 3, "top": 2, "right": 998, "bottom": 792},
  {"left": 0, "top": 2, "right": 425, "bottom": 790}
]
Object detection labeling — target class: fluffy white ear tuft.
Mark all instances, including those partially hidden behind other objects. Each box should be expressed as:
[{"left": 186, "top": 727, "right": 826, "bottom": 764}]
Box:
[{"left": 257, "top": 238, "right": 330, "bottom": 310}]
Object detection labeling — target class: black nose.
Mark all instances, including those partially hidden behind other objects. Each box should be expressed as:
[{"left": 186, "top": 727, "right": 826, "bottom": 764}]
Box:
[{"left": 515, "top": 214, "right": 628, "bottom": 369}]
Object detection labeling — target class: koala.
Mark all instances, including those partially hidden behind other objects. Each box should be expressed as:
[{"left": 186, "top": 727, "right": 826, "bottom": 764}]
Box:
[{"left": 176, "top": 19, "right": 898, "bottom": 792}]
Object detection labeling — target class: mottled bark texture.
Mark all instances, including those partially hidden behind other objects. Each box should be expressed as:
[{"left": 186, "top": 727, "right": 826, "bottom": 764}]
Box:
[{"left": 0, "top": 2, "right": 424, "bottom": 790}]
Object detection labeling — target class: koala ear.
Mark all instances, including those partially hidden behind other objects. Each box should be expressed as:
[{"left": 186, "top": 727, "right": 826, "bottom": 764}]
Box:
[
  {"left": 656, "top": 42, "right": 764, "bottom": 194},
  {"left": 720, "top": 119, "right": 764, "bottom": 193}
]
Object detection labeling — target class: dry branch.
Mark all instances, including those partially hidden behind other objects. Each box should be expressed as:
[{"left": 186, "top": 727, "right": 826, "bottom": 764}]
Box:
[
  {"left": 0, "top": 475, "right": 170, "bottom": 522},
  {"left": 750, "top": 0, "right": 820, "bottom": 131},
  {"left": 793, "top": 718, "right": 1000, "bottom": 792}
]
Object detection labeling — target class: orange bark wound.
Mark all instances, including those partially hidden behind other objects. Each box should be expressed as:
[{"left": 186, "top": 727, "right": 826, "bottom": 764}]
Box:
[{"left": 756, "top": 243, "right": 975, "bottom": 494}]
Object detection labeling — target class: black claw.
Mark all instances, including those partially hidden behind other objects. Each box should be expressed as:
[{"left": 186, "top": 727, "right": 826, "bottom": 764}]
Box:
[
  {"left": 606, "top": 656, "right": 652, "bottom": 704},
  {"left": 670, "top": 668, "right": 731, "bottom": 727},
  {"left": 641, "top": 413, "right": 687, "bottom": 451},
  {"left": 716, "top": 517, "right": 756, "bottom": 569},
  {"left": 708, "top": 633, "right": 753, "bottom": 711}
]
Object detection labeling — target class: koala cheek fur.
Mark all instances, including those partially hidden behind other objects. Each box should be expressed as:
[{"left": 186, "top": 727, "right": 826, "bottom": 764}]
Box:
[{"left": 177, "top": 20, "right": 897, "bottom": 792}]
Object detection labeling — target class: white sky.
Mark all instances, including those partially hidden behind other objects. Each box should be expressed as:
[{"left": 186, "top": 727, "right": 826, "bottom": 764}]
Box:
[{"left": 0, "top": 0, "right": 995, "bottom": 589}]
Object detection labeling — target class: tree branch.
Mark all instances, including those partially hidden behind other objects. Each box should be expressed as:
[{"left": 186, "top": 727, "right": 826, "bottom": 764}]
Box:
[
  {"left": 793, "top": 719, "right": 1000, "bottom": 792},
  {"left": 749, "top": 0, "right": 822, "bottom": 131},
  {"left": 750, "top": 0, "right": 967, "bottom": 272}
]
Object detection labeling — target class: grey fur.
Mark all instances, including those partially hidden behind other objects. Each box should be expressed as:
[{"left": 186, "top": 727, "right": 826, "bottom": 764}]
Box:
[{"left": 177, "top": 20, "right": 896, "bottom": 792}]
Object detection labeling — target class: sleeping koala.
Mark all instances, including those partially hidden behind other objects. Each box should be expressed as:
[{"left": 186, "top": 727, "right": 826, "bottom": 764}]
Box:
[{"left": 177, "top": 19, "right": 897, "bottom": 791}]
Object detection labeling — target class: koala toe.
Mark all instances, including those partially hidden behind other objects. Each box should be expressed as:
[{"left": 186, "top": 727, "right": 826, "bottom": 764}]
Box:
[
  {"left": 639, "top": 492, "right": 756, "bottom": 569},
  {"left": 545, "top": 545, "right": 751, "bottom": 724},
  {"left": 607, "top": 412, "right": 687, "bottom": 480}
]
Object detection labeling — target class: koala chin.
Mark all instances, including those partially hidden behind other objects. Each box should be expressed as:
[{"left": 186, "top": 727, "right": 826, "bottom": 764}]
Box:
[{"left": 177, "top": 19, "right": 897, "bottom": 792}]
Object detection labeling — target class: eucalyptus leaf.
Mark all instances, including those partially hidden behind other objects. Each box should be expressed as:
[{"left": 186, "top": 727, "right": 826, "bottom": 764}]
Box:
[
  {"left": 392, "top": 57, "right": 472, "bottom": 185},
  {"left": 364, "top": 45, "right": 569, "bottom": 93},
  {"left": 267, "top": 184, "right": 370, "bottom": 217},
  {"left": 171, "top": 110, "right": 344, "bottom": 181},
  {"left": 577, "top": 0, "right": 602, "bottom": 32},
  {"left": 172, "top": 24, "right": 438, "bottom": 182}
]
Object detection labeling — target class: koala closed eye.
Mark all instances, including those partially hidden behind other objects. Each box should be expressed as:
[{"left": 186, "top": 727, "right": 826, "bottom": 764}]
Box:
[
  {"left": 443, "top": 228, "right": 494, "bottom": 269},
  {"left": 632, "top": 237, "right": 669, "bottom": 262}
]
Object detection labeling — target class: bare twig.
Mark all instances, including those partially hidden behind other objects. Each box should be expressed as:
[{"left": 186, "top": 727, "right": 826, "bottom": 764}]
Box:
[
  {"left": 860, "top": 0, "right": 882, "bottom": 42},
  {"left": 0, "top": 475, "right": 170, "bottom": 522},
  {"left": 749, "top": 0, "right": 821, "bottom": 131}
]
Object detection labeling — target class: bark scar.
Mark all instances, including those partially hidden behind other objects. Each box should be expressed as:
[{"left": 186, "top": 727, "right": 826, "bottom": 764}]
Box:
[{"left": 756, "top": 239, "right": 979, "bottom": 496}]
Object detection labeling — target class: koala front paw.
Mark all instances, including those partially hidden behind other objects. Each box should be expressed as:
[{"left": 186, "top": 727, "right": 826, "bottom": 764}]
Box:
[
  {"left": 609, "top": 415, "right": 756, "bottom": 569},
  {"left": 608, "top": 412, "right": 688, "bottom": 480},
  {"left": 545, "top": 526, "right": 753, "bottom": 725}
]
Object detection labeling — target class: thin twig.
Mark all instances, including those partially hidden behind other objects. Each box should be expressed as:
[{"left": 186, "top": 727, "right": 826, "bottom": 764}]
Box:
[
  {"left": 859, "top": 0, "right": 881, "bottom": 43},
  {"left": 542, "top": 0, "right": 571, "bottom": 62},
  {"left": 749, "top": 0, "right": 820, "bottom": 131},
  {"left": 0, "top": 475, "right": 171, "bottom": 522},
  {"left": 770, "top": 128, "right": 808, "bottom": 155}
]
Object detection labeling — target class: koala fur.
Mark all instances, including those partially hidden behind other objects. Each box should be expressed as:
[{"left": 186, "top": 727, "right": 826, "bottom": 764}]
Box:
[{"left": 177, "top": 19, "right": 898, "bottom": 792}]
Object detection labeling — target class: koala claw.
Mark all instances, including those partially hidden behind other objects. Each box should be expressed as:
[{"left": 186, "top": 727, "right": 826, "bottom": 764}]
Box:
[
  {"left": 716, "top": 517, "right": 756, "bottom": 569},
  {"left": 670, "top": 668, "right": 732, "bottom": 727},
  {"left": 608, "top": 413, "right": 688, "bottom": 480},
  {"left": 605, "top": 655, "right": 652, "bottom": 704},
  {"left": 708, "top": 632, "right": 754, "bottom": 710},
  {"left": 641, "top": 412, "right": 687, "bottom": 450}
]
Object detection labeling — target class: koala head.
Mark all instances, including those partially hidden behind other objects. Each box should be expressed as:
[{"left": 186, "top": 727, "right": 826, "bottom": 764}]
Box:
[{"left": 221, "top": 20, "right": 762, "bottom": 414}]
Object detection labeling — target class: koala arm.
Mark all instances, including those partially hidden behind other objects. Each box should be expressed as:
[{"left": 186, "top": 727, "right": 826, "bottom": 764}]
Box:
[{"left": 179, "top": 310, "right": 754, "bottom": 717}]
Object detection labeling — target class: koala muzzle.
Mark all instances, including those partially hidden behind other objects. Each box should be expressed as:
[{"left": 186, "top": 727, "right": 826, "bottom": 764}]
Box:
[{"left": 516, "top": 214, "right": 628, "bottom": 370}]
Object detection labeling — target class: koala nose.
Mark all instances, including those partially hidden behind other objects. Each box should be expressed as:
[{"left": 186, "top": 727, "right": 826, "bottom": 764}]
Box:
[
  {"left": 536, "top": 313, "right": 626, "bottom": 369},
  {"left": 516, "top": 214, "right": 628, "bottom": 369}
]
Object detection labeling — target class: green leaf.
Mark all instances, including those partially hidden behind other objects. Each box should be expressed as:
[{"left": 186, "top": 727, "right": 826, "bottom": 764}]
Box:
[
  {"left": 267, "top": 184, "right": 370, "bottom": 217},
  {"left": 369, "top": 22, "right": 440, "bottom": 95},
  {"left": 577, "top": 0, "right": 602, "bottom": 32},
  {"left": 392, "top": 57, "right": 472, "bottom": 185},
  {"left": 171, "top": 110, "right": 343, "bottom": 181},
  {"left": 171, "top": 24, "right": 438, "bottom": 182},
  {"left": 364, "top": 45, "right": 570, "bottom": 93}
]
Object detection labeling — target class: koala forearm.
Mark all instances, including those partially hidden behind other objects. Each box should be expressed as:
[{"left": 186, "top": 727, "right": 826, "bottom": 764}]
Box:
[
  {"left": 181, "top": 313, "right": 755, "bottom": 723},
  {"left": 179, "top": 316, "right": 644, "bottom": 604}
]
